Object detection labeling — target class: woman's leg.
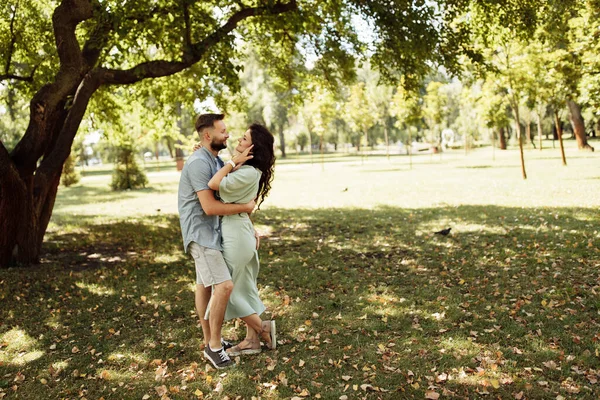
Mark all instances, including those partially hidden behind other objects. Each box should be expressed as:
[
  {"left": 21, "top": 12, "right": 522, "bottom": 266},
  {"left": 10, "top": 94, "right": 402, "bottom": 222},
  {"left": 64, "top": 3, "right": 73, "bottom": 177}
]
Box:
[{"left": 239, "top": 314, "right": 275, "bottom": 349}]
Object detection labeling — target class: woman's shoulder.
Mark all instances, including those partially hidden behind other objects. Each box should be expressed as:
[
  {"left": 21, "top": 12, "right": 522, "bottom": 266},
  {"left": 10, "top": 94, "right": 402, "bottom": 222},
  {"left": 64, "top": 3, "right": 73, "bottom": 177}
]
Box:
[{"left": 236, "top": 165, "right": 262, "bottom": 176}]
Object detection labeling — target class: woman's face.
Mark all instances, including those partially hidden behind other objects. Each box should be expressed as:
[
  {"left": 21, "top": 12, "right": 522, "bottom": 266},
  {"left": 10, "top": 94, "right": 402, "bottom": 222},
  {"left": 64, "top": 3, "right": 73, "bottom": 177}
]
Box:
[{"left": 236, "top": 129, "right": 253, "bottom": 153}]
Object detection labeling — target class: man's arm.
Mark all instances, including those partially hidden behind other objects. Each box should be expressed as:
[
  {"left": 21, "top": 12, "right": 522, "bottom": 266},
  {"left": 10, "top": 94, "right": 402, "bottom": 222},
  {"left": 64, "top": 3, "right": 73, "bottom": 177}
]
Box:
[{"left": 197, "top": 190, "right": 255, "bottom": 216}]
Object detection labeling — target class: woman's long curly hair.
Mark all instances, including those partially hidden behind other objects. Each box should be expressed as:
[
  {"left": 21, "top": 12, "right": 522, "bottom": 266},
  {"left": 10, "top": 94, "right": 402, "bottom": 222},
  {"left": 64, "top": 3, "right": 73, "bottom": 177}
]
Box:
[{"left": 244, "top": 123, "right": 275, "bottom": 209}]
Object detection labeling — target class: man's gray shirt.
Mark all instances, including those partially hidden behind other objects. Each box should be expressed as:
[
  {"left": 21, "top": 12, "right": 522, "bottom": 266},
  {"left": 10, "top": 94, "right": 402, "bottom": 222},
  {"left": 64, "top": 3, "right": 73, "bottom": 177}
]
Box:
[{"left": 178, "top": 147, "right": 224, "bottom": 253}]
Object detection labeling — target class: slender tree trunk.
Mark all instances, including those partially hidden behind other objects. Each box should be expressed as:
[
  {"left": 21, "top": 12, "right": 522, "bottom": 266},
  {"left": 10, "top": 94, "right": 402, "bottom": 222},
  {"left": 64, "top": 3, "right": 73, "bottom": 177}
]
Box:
[
  {"left": 384, "top": 123, "right": 390, "bottom": 161},
  {"left": 594, "top": 119, "right": 599, "bottom": 138},
  {"left": 408, "top": 128, "right": 412, "bottom": 169},
  {"left": 526, "top": 122, "right": 536, "bottom": 149},
  {"left": 536, "top": 113, "right": 543, "bottom": 150},
  {"left": 308, "top": 129, "right": 313, "bottom": 164},
  {"left": 567, "top": 99, "right": 594, "bottom": 151},
  {"left": 498, "top": 127, "right": 507, "bottom": 150},
  {"left": 165, "top": 138, "right": 174, "bottom": 159},
  {"left": 513, "top": 107, "right": 527, "bottom": 179},
  {"left": 554, "top": 110, "right": 567, "bottom": 166},
  {"left": 278, "top": 124, "right": 286, "bottom": 158},
  {"left": 362, "top": 128, "right": 368, "bottom": 164}
]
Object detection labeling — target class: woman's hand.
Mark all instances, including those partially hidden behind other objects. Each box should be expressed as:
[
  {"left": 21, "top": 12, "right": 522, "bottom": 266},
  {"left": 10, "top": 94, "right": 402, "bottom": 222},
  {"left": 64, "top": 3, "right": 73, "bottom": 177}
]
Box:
[
  {"left": 192, "top": 142, "right": 202, "bottom": 151},
  {"left": 231, "top": 145, "right": 254, "bottom": 169},
  {"left": 254, "top": 229, "right": 260, "bottom": 250}
]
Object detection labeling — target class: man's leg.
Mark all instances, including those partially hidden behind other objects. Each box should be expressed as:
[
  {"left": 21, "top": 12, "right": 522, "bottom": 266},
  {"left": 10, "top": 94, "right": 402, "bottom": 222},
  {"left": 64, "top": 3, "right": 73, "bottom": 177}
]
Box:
[
  {"left": 195, "top": 284, "right": 212, "bottom": 347},
  {"left": 208, "top": 279, "right": 233, "bottom": 350}
]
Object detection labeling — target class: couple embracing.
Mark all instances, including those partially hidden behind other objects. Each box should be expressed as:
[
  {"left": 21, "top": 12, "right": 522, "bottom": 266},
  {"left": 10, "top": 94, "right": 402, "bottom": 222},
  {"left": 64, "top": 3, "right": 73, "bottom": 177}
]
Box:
[{"left": 178, "top": 114, "right": 276, "bottom": 369}]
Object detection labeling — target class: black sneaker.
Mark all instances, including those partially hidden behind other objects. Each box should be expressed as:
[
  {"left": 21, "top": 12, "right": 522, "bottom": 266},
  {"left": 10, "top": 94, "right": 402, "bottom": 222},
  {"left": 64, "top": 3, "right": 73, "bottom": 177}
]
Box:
[
  {"left": 221, "top": 339, "right": 234, "bottom": 350},
  {"left": 203, "top": 347, "right": 234, "bottom": 369}
]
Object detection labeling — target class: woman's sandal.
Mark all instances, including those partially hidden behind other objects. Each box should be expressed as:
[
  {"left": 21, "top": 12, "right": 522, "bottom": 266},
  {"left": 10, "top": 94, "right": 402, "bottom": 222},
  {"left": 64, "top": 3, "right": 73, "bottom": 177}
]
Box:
[
  {"left": 227, "top": 338, "right": 262, "bottom": 356},
  {"left": 260, "top": 320, "right": 277, "bottom": 350}
]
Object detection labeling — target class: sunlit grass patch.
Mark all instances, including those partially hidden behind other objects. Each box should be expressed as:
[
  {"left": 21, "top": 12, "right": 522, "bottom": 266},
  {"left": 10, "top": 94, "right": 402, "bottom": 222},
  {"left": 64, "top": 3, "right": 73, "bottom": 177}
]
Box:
[
  {"left": 0, "top": 328, "right": 43, "bottom": 366},
  {"left": 75, "top": 281, "right": 116, "bottom": 296}
]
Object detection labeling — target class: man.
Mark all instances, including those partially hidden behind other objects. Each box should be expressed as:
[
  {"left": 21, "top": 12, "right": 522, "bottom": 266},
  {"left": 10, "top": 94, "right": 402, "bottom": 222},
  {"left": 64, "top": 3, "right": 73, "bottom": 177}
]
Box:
[{"left": 178, "top": 113, "right": 254, "bottom": 369}]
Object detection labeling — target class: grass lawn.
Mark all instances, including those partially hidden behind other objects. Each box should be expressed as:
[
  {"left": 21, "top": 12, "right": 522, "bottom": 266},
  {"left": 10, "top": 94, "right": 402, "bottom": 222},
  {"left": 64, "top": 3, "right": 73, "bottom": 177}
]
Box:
[{"left": 1, "top": 141, "right": 600, "bottom": 399}]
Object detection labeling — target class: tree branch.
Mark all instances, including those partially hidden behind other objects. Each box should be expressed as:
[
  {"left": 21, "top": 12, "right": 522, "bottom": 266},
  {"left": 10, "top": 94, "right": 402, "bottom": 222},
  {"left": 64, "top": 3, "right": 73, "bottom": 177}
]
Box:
[
  {"left": 0, "top": 72, "right": 34, "bottom": 82},
  {"left": 4, "top": 0, "right": 19, "bottom": 76},
  {"left": 0, "top": 0, "right": 39, "bottom": 84},
  {"left": 35, "top": 71, "right": 102, "bottom": 190},
  {"left": 182, "top": 0, "right": 193, "bottom": 57},
  {"left": 52, "top": 0, "right": 93, "bottom": 69},
  {"left": 99, "top": 0, "right": 298, "bottom": 85},
  {"left": 10, "top": 0, "right": 95, "bottom": 173}
]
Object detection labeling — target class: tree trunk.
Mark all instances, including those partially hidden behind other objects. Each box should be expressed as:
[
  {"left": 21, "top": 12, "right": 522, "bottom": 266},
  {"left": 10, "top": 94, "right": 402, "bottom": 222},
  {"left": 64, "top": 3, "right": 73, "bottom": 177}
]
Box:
[
  {"left": 513, "top": 107, "right": 527, "bottom": 179},
  {"left": 567, "top": 99, "right": 594, "bottom": 151},
  {"left": 1, "top": 115, "right": 73, "bottom": 266},
  {"left": 554, "top": 110, "right": 567, "bottom": 166},
  {"left": 278, "top": 124, "right": 286, "bottom": 158},
  {"left": 594, "top": 119, "right": 599, "bottom": 138},
  {"left": 498, "top": 127, "right": 507, "bottom": 150},
  {"left": 165, "top": 137, "right": 174, "bottom": 159},
  {"left": 536, "top": 113, "right": 543, "bottom": 150},
  {"left": 384, "top": 123, "right": 390, "bottom": 160},
  {"left": 526, "top": 122, "right": 536, "bottom": 149}
]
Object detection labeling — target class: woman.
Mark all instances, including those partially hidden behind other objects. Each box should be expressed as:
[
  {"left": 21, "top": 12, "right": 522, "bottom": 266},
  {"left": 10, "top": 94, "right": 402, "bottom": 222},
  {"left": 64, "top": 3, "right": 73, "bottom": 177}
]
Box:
[{"left": 207, "top": 123, "right": 277, "bottom": 356}]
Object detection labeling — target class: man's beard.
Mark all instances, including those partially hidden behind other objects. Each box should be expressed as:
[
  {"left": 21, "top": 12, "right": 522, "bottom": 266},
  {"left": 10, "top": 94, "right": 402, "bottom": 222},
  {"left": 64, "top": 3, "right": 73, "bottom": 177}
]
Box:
[{"left": 209, "top": 139, "right": 227, "bottom": 152}]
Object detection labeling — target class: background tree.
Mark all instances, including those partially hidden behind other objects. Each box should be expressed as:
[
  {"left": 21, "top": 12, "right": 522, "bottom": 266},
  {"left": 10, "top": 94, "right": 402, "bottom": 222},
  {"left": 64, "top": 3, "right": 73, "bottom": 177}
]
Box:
[
  {"left": 344, "top": 82, "right": 376, "bottom": 155},
  {"left": 423, "top": 81, "right": 448, "bottom": 151},
  {"left": 60, "top": 153, "right": 80, "bottom": 187}
]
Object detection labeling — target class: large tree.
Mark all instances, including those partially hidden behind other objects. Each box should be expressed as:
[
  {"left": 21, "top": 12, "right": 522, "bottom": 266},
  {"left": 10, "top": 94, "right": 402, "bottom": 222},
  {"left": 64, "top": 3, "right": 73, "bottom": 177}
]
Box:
[{"left": 0, "top": 0, "right": 544, "bottom": 266}]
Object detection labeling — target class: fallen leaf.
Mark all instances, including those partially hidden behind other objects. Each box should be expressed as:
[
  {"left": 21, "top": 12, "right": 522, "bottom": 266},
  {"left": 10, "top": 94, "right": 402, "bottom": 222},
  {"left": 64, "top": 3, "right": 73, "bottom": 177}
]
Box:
[
  {"left": 425, "top": 390, "right": 440, "bottom": 399},
  {"left": 155, "top": 385, "right": 168, "bottom": 396}
]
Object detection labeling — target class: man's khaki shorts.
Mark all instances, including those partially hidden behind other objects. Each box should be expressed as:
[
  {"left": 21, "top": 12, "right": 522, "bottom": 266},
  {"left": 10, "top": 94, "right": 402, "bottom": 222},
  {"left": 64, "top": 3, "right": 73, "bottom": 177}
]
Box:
[{"left": 189, "top": 242, "right": 231, "bottom": 286}]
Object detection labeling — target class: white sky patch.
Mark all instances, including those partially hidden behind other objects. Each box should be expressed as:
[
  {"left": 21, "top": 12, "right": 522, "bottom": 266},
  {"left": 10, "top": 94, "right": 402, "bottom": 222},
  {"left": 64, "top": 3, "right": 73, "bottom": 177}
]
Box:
[{"left": 194, "top": 97, "right": 219, "bottom": 114}]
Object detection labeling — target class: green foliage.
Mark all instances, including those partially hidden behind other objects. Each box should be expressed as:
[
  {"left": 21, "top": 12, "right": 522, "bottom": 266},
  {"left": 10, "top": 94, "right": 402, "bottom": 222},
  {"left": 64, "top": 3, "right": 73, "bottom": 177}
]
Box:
[
  {"left": 60, "top": 153, "right": 80, "bottom": 187},
  {"left": 110, "top": 143, "right": 148, "bottom": 191}
]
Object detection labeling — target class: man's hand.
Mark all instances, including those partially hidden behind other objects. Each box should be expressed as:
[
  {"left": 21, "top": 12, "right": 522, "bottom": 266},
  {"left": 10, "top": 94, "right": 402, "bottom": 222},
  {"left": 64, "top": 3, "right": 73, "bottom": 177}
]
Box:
[
  {"left": 254, "top": 229, "right": 260, "bottom": 250},
  {"left": 243, "top": 198, "right": 256, "bottom": 214}
]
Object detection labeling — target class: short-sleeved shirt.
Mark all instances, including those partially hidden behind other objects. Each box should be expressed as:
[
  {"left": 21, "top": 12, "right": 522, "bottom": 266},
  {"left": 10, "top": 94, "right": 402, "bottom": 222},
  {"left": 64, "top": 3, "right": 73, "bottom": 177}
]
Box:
[
  {"left": 178, "top": 147, "right": 224, "bottom": 253},
  {"left": 218, "top": 165, "right": 261, "bottom": 205}
]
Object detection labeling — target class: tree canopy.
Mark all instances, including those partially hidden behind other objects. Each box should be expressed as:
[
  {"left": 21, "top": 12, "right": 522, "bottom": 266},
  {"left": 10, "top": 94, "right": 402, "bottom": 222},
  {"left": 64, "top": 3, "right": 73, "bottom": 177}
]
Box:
[{"left": 0, "top": 0, "right": 583, "bottom": 266}]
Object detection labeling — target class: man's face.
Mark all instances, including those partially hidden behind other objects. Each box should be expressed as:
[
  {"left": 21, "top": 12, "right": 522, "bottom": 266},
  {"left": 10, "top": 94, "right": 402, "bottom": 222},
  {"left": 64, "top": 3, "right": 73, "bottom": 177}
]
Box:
[{"left": 208, "top": 120, "right": 228, "bottom": 151}]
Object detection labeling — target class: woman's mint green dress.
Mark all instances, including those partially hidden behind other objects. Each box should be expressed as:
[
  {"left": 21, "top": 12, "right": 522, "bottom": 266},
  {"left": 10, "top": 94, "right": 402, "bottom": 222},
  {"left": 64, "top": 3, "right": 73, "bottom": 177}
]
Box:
[{"left": 219, "top": 165, "right": 266, "bottom": 321}]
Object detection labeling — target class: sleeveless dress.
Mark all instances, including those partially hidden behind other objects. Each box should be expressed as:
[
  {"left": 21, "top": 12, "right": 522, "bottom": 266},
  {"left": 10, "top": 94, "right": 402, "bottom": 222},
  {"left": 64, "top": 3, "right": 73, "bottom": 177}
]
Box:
[{"left": 219, "top": 165, "right": 266, "bottom": 321}]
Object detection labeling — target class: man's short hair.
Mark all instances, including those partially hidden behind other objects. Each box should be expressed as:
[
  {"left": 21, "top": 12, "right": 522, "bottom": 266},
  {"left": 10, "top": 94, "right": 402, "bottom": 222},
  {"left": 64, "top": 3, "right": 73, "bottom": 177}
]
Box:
[{"left": 195, "top": 113, "right": 225, "bottom": 134}]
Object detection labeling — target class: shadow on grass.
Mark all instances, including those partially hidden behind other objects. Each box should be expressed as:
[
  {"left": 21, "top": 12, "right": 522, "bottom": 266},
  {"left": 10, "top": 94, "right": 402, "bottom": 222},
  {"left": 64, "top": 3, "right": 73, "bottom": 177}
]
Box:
[
  {"left": 1, "top": 205, "right": 599, "bottom": 398},
  {"left": 55, "top": 184, "right": 166, "bottom": 209},
  {"left": 80, "top": 163, "right": 179, "bottom": 177}
]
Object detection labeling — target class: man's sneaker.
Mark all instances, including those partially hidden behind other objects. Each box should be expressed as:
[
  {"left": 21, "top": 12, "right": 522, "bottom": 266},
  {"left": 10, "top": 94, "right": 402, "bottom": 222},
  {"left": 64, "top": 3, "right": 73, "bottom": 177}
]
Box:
[
  {"left": 221, "top": 339, "right": 234, "bottom": 350},
  {"left": 203, "top": 346, "right": 234, "bottom": 369}
]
